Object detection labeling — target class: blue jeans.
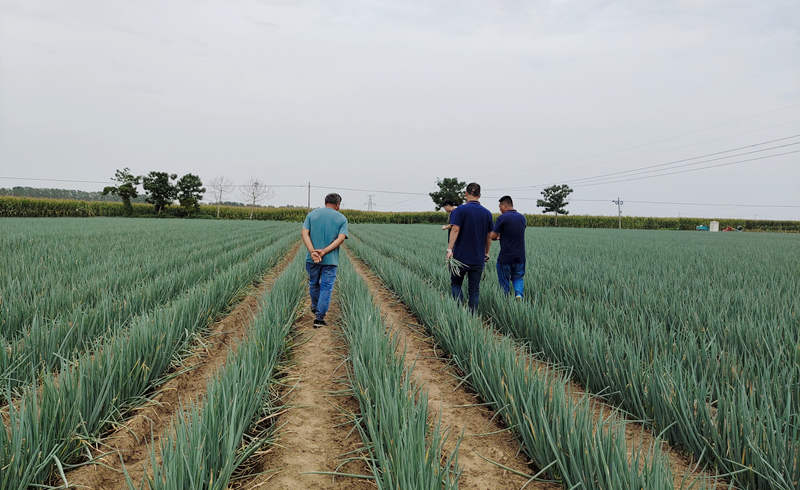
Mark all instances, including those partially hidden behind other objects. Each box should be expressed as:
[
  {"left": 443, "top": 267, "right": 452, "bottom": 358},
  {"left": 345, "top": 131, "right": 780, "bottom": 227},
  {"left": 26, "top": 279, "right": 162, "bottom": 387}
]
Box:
[
  {"left": 496, "top": 262, "right": 525, "bottom": 297},
  {"left": 306, "top": 262, "right": 338, "bottom": 321},
  {"left": 450, "top": 263, "right": 484, "bottom": 313}
]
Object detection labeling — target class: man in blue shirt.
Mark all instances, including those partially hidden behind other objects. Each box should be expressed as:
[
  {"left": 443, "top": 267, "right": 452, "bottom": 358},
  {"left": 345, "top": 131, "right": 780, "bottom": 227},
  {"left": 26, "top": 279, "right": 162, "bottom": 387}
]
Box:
[
  {"left": 446, "top": 183, "right": 493, "bottom": 313},
  {"left": 490, "top": 195, "right": 526, "bottom": 298},
  {"left": 301, "top": 193, "right": 348, "bottom": 327}
]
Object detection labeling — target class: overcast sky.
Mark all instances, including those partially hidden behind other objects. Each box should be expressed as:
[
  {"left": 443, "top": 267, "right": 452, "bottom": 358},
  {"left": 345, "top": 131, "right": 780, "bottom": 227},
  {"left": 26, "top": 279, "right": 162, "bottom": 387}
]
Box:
[{"left": 1, "top": 0, "right": 798, "bottom": 219}]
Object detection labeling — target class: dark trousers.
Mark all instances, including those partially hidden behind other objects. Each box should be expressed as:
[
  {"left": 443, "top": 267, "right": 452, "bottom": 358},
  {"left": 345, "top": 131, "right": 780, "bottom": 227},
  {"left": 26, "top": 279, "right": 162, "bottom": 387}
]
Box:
[{"left": 450, "top": 263, "right": 483, "bottom": 313}]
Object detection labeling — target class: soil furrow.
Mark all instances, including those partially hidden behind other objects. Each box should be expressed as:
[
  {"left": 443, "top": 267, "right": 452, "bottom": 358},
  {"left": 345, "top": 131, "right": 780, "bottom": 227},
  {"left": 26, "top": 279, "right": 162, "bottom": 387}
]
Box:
[
  {"left": 348, "top": 251, "right": 560, "bottom": 490},
  {"left": 238, "top": 294, "right": 374, "bottom": 489},
  {"left": 64, "top": 242, "right": 300, "bottom": 489},
  {"left": 350, "top": 251, "right": 723, "bottom": 489}
]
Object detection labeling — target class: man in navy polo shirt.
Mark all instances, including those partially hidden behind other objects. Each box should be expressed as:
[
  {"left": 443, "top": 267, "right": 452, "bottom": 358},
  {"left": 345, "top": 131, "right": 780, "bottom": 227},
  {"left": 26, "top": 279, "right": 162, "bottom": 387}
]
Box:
[
  {"left": 490, "top": 195, "right": 526, "bottom": 299},
  {"left": 446, "top": 182, "right": 493, "bottom": 313}
]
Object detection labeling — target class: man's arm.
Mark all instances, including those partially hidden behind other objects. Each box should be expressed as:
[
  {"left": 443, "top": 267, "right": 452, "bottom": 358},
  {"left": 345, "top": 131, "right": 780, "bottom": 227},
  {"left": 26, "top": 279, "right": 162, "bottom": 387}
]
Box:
[
  {"left": 316, "top": 233, "right": 347, "bottom": 257},
  {"left": 446, "top": 225, "right": 460, "bottom": 258},
  {"left": 301, "top": 228, "right": 321, "bottom": 263},
  {"left": 485, "top": 215, "right": 494, "bottom": 260},
  {"left": 490, "top": 214, "right": 501, "bottom": 241}
]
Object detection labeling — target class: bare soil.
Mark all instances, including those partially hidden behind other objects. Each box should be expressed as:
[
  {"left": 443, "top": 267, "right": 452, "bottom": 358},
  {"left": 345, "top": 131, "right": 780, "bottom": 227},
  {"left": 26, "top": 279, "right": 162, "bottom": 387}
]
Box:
[
  {"left": 237, "top": 296, "right": 374, "bottom": 490},
  {"left": 348, "top": 252, "right": 559, "bottom": 490},
  {"left": 64, "top": 243, "right": 300, "bottom": 489}
]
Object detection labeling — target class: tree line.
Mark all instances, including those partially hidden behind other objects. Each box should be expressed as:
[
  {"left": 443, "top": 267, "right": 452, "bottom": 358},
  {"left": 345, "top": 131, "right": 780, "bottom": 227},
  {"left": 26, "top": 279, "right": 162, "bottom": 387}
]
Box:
[
  {"left": 102, "top": 168, "right": 205, "bottom": 216},
  {"left": 429, "top": 177, "right": 573, "bottom": 224},
  {"left": 102, "top": 169, "right": 275, "bottom": 218}
]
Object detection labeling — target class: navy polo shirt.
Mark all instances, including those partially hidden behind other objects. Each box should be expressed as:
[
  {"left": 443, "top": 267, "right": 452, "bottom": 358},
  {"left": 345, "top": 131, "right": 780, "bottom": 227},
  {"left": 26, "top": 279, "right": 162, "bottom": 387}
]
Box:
[
  {"left": 493, "top": 210, "right": 526, "bottom": 264},
  {"left": 449, "top": 201, "right": 493, "bottom": 265}
]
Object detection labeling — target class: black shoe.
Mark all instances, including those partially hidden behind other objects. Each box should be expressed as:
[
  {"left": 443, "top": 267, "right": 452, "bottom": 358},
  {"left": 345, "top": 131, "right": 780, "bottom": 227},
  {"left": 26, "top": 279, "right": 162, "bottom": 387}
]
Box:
[{"left": 313, "top": 319, "right": 327, "bottom": 328}]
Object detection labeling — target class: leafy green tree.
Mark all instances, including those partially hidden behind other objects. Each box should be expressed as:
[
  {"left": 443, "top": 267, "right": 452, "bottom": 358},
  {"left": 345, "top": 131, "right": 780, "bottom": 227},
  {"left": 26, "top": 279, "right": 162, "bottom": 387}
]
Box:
[
  {"left": 536, "top": 184, "right": 573, "bottom": 225},
  {"left": 142, "top": 171, "right": 178, "bottom": 214},
  {"left": 176, "top": 174, "right": 206, "bottom": 215},
  {"left": 102, "top": 168, "right": 141, "bottom": 215},
  {"left": 429, "top": 177, "right": 466, "bottom": 210}
]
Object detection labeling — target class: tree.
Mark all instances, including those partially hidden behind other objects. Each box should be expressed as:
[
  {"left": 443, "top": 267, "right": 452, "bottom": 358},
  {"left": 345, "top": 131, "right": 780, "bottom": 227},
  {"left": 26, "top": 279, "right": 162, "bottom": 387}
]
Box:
[
  {"left": 536, "top": 184, "right": 573, "bottom": 226},
  {"left": 207, "top": 176, "right": 232, "bottom": 218},
  {"left": 176, "top": 174, "right": 206, "bottom": 215},
  {"left": 240, "top": 178, "right": 274, "bottom": 219},
  {"left": 429, "top": 177, "right": 466, "bottom": 210},
  {"left": 142, "top": 171, "right": 178, "bottom": 214},
  {"left": 102, "top": 168, "right": 141, "bottom": 215}
]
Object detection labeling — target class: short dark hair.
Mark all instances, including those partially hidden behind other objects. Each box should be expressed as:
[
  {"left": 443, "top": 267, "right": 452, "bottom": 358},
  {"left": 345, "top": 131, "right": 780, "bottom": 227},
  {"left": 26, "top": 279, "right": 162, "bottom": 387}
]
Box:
[
  {"left": 324, "top": 193, "right": 342, "bottom": 205},
  {"left": 499, "top": 195, "right": 513, "bottom": 206},
  {"left": 443, "top": 200, "right": 457, "bottom": 207},
  {"left": 465, "top": 182, "right": 481, "bottom": 197}
]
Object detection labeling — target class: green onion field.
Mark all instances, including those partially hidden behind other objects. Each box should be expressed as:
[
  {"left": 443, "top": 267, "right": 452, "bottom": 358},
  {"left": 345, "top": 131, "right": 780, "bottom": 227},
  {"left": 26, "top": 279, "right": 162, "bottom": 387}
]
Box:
[{"left": 1, "top": 218, "right": 798, "bottom": 489}]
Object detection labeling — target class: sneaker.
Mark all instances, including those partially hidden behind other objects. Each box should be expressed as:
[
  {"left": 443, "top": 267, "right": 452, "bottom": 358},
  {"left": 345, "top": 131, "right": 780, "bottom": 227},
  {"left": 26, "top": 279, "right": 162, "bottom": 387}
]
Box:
[
  {"left": 313, "top": 318, "right": 327, "bottom": 328},
  {"left": 515, "top": 295, "right": 523, "bottom": 301}
]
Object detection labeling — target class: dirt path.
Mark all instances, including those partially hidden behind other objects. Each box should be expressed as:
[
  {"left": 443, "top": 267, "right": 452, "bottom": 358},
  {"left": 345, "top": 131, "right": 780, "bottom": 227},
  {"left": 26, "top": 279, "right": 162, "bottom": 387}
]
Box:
[
  {"left": 65, "top": 242, "right": 300, "bottom": 490},
  {"left": 348, "top": 252, "right": 559, "bottom": 490},
  {"left": 238, "top": 295, "right": 374, "bottom": 489}
]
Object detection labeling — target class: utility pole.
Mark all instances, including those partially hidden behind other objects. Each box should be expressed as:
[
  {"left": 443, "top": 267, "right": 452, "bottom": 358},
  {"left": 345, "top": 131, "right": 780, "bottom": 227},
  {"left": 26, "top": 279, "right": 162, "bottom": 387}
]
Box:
[
  {"left": 365, "top": 194, "right": 375, "bottom": 211},
  {"left": 307, "top": 181, "right": 311, "bottom": 209},
  {"left": 612, "top": 196, "right": 623, "bottom": 229}
]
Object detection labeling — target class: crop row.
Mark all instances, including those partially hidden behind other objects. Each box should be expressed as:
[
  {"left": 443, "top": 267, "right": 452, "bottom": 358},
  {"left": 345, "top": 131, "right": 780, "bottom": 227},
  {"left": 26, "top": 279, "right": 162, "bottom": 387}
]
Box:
[
  {"left": 1, "top": 219, "right": 288, "bottom": 338},
  {"left": 146, "top": 251, "right": 306, "bottom": 489},
  {"left": 0, "top": 232, "right": 295, "bottom": 489},
  {"left": 354, "top": 224, "right": 798, "bottom": 489},
  {"left": 346, "top": 236, "right": 676, "bottom": 489},
  {"left": 337, "top": 253, "right": 459, "bottom": 489},
  {"left": 1, "top": 227, "right": 290, "bottom": 397}
]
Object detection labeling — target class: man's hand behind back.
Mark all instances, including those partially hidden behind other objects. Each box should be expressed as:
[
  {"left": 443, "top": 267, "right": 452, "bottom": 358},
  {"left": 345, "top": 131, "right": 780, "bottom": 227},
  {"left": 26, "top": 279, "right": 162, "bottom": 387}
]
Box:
[{"left": 311, "top": 250, "right": 322, "bottom": 263}]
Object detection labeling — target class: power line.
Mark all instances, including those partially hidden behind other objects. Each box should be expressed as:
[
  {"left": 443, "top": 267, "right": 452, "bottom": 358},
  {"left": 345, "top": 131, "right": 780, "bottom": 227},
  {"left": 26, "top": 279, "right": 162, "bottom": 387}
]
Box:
[
  {"left": 6, "top": 135, "right": 797, "bottom": 197},
  {"left": 494, "top": 194, "right": 800, "bottom": 209},
  {"left": 564, "top": 139, "right": 800, "bottom": 186},
  {"left": 215, "top": 184, "right": 306, "bottom": 189},
  {"left": 0, "top": 176, "right": 308, "bottom": 190},
  {"left": 556, "top": 101, "right": 800, "bottom": 169},
  {"left": 350, "top": 191, "right": 800, "bottom": 210},
  {"left": 576, "top": 149, "right": 800, "bottom": 187},
  {"left": 0, "top": 176, "right": 113, "bottom": 185},
  {"left": 4, "top": 166, "right": 800, "bottom": 210},
  {"left": 621, "top": 200, "right": 800, "bottom": 209},
  {"left": 314, "top": 184, "right": 430, "bottom": 196},
  {"left": 488, "top": 147, "right": 799, "bottom": 192},
  {"left": 484, "top": 102, "right": 800, "bottom": 192},
  {"left": 486, "top": 133, "right": 800, "bottom": 191}
]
